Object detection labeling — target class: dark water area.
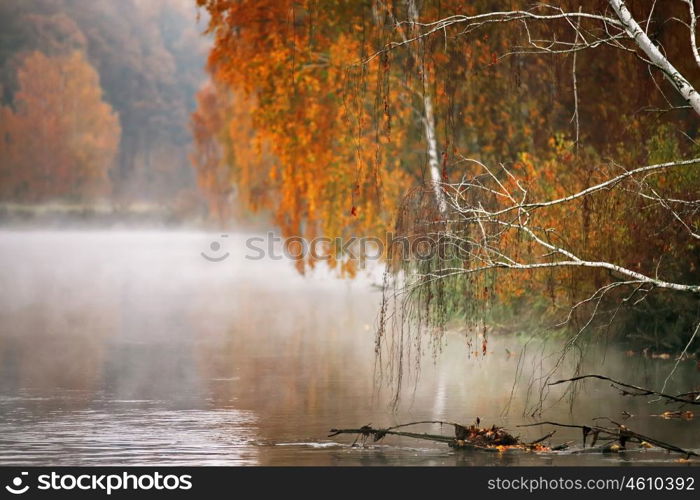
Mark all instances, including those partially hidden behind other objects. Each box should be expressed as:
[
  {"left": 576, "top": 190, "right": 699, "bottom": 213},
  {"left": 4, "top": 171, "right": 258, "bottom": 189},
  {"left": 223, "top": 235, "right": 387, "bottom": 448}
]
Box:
[{"left": 0, "top": 231, "right": 697, "bottom": 466}]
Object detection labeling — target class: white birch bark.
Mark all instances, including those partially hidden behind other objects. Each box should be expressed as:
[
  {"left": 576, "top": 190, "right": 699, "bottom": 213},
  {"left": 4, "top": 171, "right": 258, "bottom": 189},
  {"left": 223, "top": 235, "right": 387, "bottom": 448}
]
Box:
[
  {"left": 608, "top": 0, "right": 700, "bottom": 116},
  {"left": 683, "top": 0, "right": 700, "bottom": 68},
  {"left": 422, "top": 93, "right": 447, "bottom": 213},
  {"left": 407, "top": 0, "right": 448, "bottom": 213}
]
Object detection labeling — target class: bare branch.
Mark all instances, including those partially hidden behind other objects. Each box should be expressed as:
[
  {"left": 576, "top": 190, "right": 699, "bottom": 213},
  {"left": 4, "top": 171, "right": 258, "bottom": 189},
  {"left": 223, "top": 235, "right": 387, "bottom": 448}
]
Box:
[
  {"left": 452, "top": 156, "right": 700, "bottom": 218},
  {"left": 682, "top": 0, "right": 700, "bottom": 68},
  {"left": 608, "top": 0, "right": 700, "bottom": 116},
  {"left": 548, "top": 374, "right": 700, "bottom": 405},
  {"left": 441, "top": 156, "right": 700, "bottom": 293},
  {"left": 658, "top": 321, "right": 700, "bottom": 396}
]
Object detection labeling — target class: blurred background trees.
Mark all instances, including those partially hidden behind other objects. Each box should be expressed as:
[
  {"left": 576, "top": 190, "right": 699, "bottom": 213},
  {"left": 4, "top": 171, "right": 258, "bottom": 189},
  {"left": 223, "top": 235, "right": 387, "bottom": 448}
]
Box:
[
  {"left": 0, "top": 51, "right": 119, "bottom": 201},
  {"left": 0, "top": 0, "right": 208, "bottom": 204}
]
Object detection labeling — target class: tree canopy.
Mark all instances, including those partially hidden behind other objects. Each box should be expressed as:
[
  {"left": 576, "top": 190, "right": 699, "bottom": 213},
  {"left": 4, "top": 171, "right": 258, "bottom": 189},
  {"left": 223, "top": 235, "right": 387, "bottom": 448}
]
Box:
[
  {"left": 0, "top": 51, "right": 119, "bottom": 201},
  {"left": 194, "top": 0, "right": 700, "bottom": 353},
  {"left": 0, "top": 0, "right": 208, "bottom": 202}
]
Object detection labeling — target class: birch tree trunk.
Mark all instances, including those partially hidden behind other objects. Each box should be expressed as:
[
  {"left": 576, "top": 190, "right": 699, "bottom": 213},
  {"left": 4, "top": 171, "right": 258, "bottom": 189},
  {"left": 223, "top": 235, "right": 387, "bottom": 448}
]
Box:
[
  {"left": 422, "top": 93, "right": 447, "bottom": 213},
  {"left": 406, "top": 0, "right": 448, "bottom": 213},
  {"left": 608, "top": 0, "right": 700, "bottom": 117}
]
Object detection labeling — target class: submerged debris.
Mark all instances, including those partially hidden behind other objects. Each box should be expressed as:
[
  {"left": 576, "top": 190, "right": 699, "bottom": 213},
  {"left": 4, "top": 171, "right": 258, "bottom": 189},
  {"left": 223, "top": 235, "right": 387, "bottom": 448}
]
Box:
[
  {"left": 329, "top": 420, "right": 544, "bottom": 453},
  {"left": 451, "top": 423, "right": 522, "bottom": 450},
  {"left": 329, "top": 417, "right": 698, "bottom": 459},
  {"left": 520, "top": 418, "right": 698, "bottom": 458},
  {"left": 653, "top": 410, "right": 694, "bottom": 420}
]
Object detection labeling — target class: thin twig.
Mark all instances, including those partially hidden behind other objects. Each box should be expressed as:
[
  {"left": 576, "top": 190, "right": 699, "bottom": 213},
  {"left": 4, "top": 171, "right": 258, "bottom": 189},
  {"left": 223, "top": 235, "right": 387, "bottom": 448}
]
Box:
[{"left": 548, "top": 374, "right": 700, "bottom": 405}]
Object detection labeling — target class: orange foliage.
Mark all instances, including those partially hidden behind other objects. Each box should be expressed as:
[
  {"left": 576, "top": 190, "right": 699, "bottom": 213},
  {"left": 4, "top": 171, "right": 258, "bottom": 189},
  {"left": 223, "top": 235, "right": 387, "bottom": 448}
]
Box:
[
  {"left": 0, "top": 51, "right": 120, "bottom": 201},
  {"left": 194, "top": 0, "right": 699, "bottom": 342},
  {"left": 194, "top": 0, "right": 416, "bottom": 272}
]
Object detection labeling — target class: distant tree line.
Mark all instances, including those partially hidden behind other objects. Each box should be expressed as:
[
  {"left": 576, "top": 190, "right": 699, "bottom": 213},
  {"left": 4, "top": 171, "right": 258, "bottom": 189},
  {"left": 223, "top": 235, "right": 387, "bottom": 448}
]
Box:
[{"left": 0, "top": 0, "right": 208, "bottom": 203}]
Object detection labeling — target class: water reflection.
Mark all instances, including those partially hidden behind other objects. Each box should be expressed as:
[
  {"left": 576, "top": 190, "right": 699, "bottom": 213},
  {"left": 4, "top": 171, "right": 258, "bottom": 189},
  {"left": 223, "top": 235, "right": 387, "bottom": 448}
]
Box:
[{"left": 0, "top": 230, "right": 697, "bottom": 465}]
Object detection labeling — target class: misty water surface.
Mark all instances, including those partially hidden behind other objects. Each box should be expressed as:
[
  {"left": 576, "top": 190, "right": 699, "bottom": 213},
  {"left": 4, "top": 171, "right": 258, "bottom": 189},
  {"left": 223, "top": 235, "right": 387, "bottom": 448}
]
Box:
[{"left": 0, "top": 230, "right": 697, "bottom": 465}]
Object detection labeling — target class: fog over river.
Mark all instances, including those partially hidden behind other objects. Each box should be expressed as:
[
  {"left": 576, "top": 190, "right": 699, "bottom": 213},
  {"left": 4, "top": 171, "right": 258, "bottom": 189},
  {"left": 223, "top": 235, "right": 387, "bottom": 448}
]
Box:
[{"left": 0, "top": 231, "right": 696, "bottom": 465}]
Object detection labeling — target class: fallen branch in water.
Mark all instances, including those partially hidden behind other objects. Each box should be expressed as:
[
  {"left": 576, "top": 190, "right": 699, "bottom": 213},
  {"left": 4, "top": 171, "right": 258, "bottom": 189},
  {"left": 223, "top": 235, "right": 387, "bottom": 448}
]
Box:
[
  {"left": 328, "top": 425, "right": 454, "bottom": 444},
  {"left": 519, "top": 419, "right": 698, "bottom": 458},
  {"left": 652, "top": 410, "right": 695, "bottom": 420},
  {"left": 329, "top": 418, "right": 698, "bottom": 459},
  {"left": 328, "top": 420, "right": 542, "bottom": 452},
  {"left": 548, "top": 374, "right": 700, "bottom": 406},
  {"left": 527, "top": 430, "right": 557, "bottom": 446}
]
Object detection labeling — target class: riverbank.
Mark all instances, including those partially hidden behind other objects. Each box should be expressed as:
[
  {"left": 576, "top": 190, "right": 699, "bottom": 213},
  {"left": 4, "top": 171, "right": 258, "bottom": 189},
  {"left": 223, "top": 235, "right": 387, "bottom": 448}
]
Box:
[{"left": 0, "top": 202, "right": 206, "bottom": 228}]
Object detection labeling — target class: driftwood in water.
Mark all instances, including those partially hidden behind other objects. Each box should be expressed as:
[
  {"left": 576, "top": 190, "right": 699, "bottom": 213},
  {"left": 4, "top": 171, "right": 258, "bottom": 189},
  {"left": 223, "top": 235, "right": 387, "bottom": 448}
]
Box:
[
  {"left": 519, "top": 418, "right": 698, "bottom": 458},
  {"left": 548, "top": 374, "right": 700, "bottom": 406},
  {"left": 328, "top": 424, "right": 454, "bottom": 445},
  {"left": 329, "top": 421, "right": 551, "bottom": 453},
  {"left": 329, "top": 418, "right": 698, "bottom": 459}
]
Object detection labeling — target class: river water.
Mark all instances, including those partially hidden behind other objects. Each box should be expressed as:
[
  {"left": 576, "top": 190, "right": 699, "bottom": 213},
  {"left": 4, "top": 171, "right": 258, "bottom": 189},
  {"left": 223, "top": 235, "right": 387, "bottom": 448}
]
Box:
[{"left": 0, "top": 230, "right": 697, "bottom": 466}]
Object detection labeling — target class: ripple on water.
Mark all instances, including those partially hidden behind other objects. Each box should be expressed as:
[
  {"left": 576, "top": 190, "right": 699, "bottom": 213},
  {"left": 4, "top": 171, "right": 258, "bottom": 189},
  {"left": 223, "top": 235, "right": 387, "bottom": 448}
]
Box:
[{"left": 0, "top": 396, "right": 260, "bottom": 466}]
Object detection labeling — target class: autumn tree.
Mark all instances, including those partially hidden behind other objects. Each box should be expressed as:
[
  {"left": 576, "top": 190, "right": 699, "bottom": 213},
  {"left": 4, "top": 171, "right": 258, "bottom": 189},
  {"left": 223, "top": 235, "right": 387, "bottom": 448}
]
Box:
[
  {"left": 367, "top": 1, "right": 700, "bottom": 401},
  {"left": 0, "top": 51, "right": 120, "bottom": 201},
  {"left": 196, "top": 0, "right": 700, "bottom": 382},
  {"left": 0, "top": 0, "right": 209, "bottom": 203},
  {"left": 195, "top": 0, "right": 422, "bottom": 273}
]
